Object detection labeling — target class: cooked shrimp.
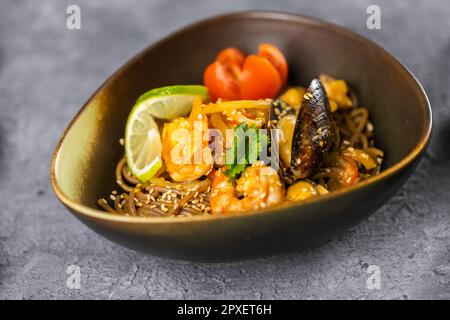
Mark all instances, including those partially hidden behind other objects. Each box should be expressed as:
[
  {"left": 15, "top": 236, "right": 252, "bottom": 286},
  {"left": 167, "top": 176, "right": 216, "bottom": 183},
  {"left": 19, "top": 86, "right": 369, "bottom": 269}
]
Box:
[
  {"left": 210, "top": 161, "right": 285, "bottom": 214},
  {"left": 162, "top": 98, "right": 213, "bottom": 181}
]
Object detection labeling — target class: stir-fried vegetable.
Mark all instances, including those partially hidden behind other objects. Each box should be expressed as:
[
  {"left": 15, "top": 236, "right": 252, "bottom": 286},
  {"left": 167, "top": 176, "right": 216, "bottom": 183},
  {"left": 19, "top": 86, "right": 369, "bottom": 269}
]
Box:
[
  {"left": 203, "top": 99, "right": 271, "bottom": 114},
  {"left": 279, "top": 87, "right": 305, "bottom": 109},
  {"left": 342, "top": 147, "right": 377, "bottom": 170},
  {"left": 286, "top": 180, "right": 329, "bottom": 202},
  {"left": 320, "top": 74, "right": 353, "bottom": 111}
]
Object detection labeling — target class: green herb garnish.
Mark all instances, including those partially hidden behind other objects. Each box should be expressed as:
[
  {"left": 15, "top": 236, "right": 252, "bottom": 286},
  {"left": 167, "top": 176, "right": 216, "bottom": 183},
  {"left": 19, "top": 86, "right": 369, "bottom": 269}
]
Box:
[{"left": 224, "top": 123, "right": 270, "bottom": 180}]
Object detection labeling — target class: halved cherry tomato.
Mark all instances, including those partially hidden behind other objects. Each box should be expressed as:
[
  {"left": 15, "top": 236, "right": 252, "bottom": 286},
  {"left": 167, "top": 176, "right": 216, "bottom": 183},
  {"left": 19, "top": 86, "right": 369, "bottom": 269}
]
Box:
[
  {"left": 203, "top": 61, "right": 240, "bottom": 101},
  {"left": 258, "top": 43, "right": 288, "bottom": 85},
  {"left": 240, "top": 55, "right": 282, "bottom": 100},
  {"left": 217, "top": 47, "right": 245, "bottom": 68},
  {"left": 203, "top": 45, "right": 288, "bottom": 101},
  {"left": 203, "top": 48, "right": 245, "bottom": 101}
]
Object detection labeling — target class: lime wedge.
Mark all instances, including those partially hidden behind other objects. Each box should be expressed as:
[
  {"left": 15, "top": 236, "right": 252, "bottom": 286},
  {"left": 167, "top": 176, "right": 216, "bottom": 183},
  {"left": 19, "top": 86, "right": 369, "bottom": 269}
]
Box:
[
  {"left": 125, "top": 85, "right": 208, "bottom": 182},
  {"left": 135, "top": 85, "right": 209, "bottom": 120},
  {"left": 125, "top": 105, "right": 163, "bottom": 183}
]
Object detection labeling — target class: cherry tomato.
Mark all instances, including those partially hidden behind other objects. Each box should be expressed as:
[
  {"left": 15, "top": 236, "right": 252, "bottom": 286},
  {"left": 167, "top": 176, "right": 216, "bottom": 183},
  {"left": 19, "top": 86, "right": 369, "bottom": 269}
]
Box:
[
  {"left": 204, "top": 45, "right": 288, "bottom": 101},
  {"left": 258, "top": 43, "right": 288, "bottom": 85},
  {"left": 240, "top": 55, "right": 282, "bottom": 100},
  {"left": 217, "top": 47, "right": 245, "bottom": 68},
  {"left": 203, "top": 61, "right": 241, "bottom": 101}
]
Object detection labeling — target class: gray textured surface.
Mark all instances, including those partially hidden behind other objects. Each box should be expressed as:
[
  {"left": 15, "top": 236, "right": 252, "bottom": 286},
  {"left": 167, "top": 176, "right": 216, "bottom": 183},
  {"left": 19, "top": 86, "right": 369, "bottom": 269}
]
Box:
[{"left": 0, "top": 0, "right": 449, "bottom": 300}]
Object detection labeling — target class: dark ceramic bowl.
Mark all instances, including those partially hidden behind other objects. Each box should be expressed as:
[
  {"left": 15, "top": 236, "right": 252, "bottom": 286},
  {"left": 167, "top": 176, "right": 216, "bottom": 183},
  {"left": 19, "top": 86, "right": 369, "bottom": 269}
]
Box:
[{"left": 51, "top": 11, "right": 432, "bottom": 261}]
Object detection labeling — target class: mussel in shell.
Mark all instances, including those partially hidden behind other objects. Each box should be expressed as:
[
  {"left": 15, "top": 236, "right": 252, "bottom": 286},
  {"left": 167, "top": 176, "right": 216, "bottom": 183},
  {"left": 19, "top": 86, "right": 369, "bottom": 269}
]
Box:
[
  {"left": 291, "top": 79, "right": 338, "bottom": 179},
  {"left": 274, "top": 79, "right": 338, "bottom": 183}
]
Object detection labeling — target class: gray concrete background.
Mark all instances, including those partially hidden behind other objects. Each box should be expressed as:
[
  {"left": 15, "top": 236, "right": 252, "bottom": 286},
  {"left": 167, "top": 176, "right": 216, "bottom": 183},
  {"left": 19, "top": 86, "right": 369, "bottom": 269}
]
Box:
[{"left": 0, "top": 0, "right": 449, "bottom": 300}]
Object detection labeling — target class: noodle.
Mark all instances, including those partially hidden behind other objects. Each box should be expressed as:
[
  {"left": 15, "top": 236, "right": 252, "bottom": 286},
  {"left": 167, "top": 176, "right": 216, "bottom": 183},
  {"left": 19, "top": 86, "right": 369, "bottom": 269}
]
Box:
[
  {"left": 311, "top": 94, "right": 384, "bottom": 190},
  {"left": 115, "top": 158, "right": 134, "bottom": 192},
  {"left": 99, "top": 161, "right": 213, "bottom": 217}
]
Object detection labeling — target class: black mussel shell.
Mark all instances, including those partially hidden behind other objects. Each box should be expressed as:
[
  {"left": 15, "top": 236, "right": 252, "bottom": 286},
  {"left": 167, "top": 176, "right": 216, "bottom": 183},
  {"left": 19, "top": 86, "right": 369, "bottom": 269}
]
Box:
[{"left": 290, "top": 79, "right": 338, "bottom": 179}]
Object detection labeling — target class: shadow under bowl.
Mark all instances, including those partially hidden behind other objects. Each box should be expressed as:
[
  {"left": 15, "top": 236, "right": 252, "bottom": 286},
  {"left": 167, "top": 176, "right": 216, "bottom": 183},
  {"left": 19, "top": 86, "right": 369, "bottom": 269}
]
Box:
[{"left": 51, "top": 11, "right": 432, "bottom": 262}]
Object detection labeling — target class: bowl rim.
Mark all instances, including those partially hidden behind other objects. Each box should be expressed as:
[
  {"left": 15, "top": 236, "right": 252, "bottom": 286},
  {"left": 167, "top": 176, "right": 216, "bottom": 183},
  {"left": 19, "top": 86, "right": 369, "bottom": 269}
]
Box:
[{"left": 50, "top": 10, "right": 433, "bottom": 224}]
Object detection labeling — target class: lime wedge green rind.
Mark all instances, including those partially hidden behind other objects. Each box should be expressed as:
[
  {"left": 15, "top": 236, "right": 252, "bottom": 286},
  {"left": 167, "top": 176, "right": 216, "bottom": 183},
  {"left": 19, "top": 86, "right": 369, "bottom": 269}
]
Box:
[
  {"left": 135, "top": 85, "right": 209, "bottom": 120},
  {"left": 136, "top": 85, "right": 208, "bottom": 104},
  {"left": 133, "top": 157, "right": 163, "bottom": 182}
]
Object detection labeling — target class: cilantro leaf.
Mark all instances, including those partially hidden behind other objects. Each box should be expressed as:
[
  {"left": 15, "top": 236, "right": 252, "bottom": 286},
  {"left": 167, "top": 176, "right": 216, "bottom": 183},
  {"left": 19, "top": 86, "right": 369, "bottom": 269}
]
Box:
[{"left": 224, "top": 123, "right": 270, "bottom": 181}]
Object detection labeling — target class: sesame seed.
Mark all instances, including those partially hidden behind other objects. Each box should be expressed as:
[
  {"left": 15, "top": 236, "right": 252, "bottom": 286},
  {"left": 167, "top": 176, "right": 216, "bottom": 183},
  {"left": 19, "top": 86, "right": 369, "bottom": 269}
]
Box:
[
  {"left": 161, "top": 204, "right": 169, "bottom": 212},
  {"left": 110, "top": 195, "right": 116, "bottom": 201},
  {"left": 112, "top": 190, "right": 117, "bottom": 195}
]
